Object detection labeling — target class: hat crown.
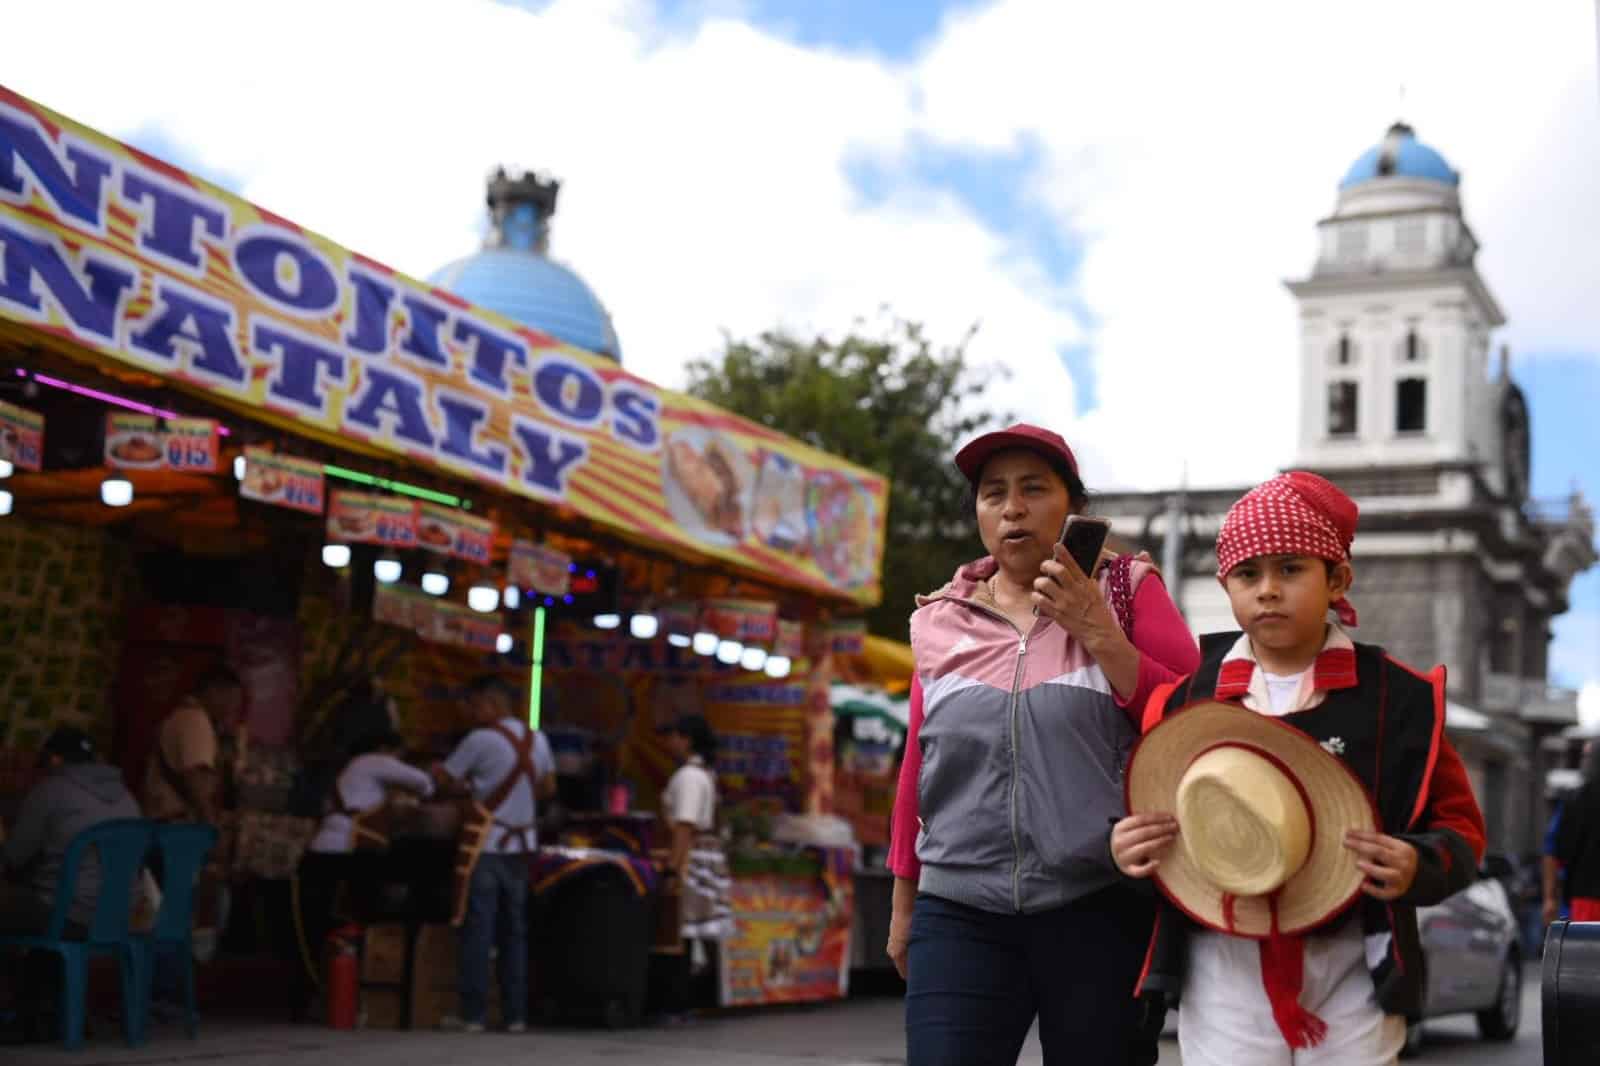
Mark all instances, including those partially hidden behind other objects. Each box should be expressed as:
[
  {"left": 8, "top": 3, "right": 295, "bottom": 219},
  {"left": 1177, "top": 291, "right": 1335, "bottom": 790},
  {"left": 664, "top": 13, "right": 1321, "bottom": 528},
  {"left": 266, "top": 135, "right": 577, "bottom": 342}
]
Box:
[{"left": 1175, "top": 745, "right": 1312, "bottom": 898}]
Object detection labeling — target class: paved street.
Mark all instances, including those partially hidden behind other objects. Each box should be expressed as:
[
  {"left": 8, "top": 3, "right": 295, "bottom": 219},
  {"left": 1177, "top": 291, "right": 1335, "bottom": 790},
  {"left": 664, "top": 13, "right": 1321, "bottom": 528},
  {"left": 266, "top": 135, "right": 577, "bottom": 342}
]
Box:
[{"left": 8, "top": 964, "right": 1544, "bottom": 1066}]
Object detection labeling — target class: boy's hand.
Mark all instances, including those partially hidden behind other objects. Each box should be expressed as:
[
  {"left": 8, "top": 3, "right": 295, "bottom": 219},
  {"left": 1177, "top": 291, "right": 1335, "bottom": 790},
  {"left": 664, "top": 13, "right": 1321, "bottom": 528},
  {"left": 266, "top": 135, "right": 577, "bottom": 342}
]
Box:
[
  {"left": 1113, "top": 813, "right": 1178, "bottom": 878},
  {"left": 1345, "top": 830, "right": 1419, "bottom": 900}
]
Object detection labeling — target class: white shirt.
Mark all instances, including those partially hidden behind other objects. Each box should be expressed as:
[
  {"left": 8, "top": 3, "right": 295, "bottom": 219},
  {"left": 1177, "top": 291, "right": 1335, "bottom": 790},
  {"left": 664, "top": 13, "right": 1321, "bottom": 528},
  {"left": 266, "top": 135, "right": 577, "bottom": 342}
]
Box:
[
  {"left": 662, "top": 756, "right": 717, "bottom": 832},
  {"left": 442, "top": 718, "right": 555, "bottom": 854},
  {"left": 1260, "top": 669, "right": 1309, "bottom": 716},
  {"left": 309, "top": 752, "right": 435, "bottom": 854}
]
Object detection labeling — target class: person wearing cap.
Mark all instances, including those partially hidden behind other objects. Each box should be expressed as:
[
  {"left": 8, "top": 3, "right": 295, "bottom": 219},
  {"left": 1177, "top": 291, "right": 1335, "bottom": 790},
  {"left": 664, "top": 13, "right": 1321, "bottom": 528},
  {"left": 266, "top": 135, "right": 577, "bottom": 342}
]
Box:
[
  {"left": 888, "top": 423, "right": 1201, "bottom": 1066},
  {"left": 1113, "top": 472, "right": 1486, "bottom": 1065},
  {"left": 2, "top": 728, "right": 142, "bottom": 936},
  {"left": 656, "top": 713, "right": 730, "bottom": 1021}
]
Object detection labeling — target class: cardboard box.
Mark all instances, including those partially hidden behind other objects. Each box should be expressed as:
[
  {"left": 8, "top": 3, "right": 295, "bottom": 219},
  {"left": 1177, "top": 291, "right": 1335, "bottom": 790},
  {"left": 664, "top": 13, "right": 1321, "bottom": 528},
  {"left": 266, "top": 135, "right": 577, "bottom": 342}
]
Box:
[
  {"left": 362, "top": 923, "right": 408, "bottom": 985},
  {"left": 361, "top": 986, "right": 406, "bottom": 1029}
]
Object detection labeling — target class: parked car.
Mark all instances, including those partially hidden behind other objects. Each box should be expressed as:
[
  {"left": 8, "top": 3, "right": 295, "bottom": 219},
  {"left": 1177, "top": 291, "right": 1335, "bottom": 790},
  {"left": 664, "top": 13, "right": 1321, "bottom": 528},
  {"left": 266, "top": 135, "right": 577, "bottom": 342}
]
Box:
[{"left": 1402, "top": 852, "right": 1524, "bottom": 1056}]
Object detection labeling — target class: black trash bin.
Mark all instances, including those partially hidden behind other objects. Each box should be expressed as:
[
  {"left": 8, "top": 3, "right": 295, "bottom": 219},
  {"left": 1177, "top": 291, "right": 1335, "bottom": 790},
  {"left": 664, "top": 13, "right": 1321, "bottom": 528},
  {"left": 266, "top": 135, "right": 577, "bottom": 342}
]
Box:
[
  {"left": 531, "top": 859, "right": 652, "bottom": 1028},
  {"left": 1542, "top": 919, "right": 1600, "bottom": 1066}
]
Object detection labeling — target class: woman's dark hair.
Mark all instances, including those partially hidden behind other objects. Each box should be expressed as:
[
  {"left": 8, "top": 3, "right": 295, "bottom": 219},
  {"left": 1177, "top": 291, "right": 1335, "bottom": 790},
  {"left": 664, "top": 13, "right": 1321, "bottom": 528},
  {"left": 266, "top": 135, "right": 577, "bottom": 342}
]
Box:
[
  {"left": 968, "top": 449, "right": 1091, "bottom": 513},
  {"left": 352, "top": 729, "right": 406, "bottom": 756},
  {"left": 673, "top": 714, "right": 719, "bottom": 763}
]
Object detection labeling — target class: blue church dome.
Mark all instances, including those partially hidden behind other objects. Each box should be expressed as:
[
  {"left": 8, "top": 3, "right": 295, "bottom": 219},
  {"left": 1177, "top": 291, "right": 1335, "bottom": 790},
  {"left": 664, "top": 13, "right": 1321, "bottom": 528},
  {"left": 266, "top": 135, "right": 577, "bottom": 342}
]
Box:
[
  {"left": 1339, "top": 122, "right": 1458, "bottom": 189},
  {"left": 429, "top": 169, "right": 621, "bottom": 362}
]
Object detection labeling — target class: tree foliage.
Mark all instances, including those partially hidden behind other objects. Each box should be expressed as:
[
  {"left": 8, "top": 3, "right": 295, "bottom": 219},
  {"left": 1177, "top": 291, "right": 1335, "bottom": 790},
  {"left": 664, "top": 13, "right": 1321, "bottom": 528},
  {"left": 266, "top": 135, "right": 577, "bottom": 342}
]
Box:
[{"left": 685, "top": 318, "right": 1008, "bottom": 640}]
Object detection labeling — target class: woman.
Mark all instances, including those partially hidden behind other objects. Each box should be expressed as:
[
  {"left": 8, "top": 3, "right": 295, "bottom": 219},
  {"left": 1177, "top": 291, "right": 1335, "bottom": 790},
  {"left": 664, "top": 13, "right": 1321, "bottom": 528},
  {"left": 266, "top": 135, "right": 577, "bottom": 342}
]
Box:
[
  {"left": 293, "top": 728, "right": 433, "bottom": 1017},
  {"left": 889, "top": 423, "right": 1201, "bottom": 1066},
  {"left": 658, "top": 714, "right": 732, "bottom": 1020}
]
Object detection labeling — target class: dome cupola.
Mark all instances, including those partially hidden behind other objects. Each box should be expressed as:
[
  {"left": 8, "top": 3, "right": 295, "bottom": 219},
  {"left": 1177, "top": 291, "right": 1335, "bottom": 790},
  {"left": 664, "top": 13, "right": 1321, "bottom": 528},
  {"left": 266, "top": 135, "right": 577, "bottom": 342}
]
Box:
[{"left": 429, "top": 168, "right": 621, "bottom": 362}]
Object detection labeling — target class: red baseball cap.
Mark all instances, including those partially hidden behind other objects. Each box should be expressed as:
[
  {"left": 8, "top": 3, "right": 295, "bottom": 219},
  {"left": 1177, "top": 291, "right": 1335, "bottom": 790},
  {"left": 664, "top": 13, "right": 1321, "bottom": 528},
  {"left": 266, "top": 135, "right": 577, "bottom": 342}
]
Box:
[{"left": 954, "top": 423, "right": 1080, "bottom": 487}]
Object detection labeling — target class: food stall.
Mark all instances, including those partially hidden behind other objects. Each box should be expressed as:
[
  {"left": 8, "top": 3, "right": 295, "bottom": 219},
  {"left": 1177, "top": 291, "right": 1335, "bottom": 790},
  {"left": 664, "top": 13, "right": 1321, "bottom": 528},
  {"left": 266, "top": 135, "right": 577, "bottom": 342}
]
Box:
[{"left": 0, "top": 82, "right": 889, "bottom": 1020}]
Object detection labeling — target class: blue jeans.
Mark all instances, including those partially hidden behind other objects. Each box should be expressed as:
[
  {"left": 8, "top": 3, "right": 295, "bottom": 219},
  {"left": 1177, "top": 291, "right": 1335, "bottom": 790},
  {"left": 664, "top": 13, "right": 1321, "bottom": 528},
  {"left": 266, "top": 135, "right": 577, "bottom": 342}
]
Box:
[
  {"left": 459, "top": 854, "right": 529, "bottom": 1025},
  {"left": 905, "top": 888, "right": 1160, "bottom": 1066}
]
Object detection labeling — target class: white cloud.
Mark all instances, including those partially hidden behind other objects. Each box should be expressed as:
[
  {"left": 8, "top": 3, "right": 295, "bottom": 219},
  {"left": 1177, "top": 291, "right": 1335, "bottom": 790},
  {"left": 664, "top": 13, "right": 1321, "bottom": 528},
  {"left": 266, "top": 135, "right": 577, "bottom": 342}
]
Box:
[
  {"left": 1582, "top": 682, "right": 1600, "bottom": 729},
  {"left": 4, "top": 1, "right": 1593, "bottom": 486},
  {"left": 2, "top": 2, "right": 1597, "bottom": 675}
]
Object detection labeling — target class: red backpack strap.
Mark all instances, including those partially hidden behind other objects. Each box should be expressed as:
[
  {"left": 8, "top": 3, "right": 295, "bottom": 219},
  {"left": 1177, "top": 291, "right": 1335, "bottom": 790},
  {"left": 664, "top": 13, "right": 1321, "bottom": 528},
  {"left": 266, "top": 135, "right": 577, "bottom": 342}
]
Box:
[{"left": 1106, "top": 554, "right": 1137, "bottom": 639}]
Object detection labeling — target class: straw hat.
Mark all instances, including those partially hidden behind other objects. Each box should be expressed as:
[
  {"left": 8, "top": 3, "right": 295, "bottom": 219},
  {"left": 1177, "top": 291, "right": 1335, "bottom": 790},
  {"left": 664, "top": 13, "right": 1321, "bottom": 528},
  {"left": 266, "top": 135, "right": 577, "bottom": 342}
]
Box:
[{"left": 1125, "top": 700, "right": 1378, "bottom": 937}]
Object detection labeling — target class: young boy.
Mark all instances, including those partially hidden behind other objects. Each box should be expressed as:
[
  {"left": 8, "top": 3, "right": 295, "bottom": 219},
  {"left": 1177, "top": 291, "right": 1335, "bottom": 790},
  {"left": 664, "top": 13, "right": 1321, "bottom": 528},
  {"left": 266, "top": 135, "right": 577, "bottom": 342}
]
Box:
[{"left": 1111, "top": 472, "right": 1486, "bottom": 1066}]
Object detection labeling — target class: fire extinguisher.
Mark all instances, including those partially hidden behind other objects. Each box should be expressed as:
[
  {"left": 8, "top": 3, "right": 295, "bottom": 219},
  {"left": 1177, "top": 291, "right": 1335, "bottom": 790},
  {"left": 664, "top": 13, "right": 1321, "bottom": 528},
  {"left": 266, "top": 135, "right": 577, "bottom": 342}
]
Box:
[{"left": 325, "top": 925, "right": 361, "bottom": 1030}]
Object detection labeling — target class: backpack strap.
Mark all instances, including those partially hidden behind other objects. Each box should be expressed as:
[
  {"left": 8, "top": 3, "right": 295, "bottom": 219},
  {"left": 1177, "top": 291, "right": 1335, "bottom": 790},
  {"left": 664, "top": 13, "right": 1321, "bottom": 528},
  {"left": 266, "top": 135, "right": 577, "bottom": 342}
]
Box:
[{"left": 1105, "top": 554, "right": 1138, "bottom": 639}]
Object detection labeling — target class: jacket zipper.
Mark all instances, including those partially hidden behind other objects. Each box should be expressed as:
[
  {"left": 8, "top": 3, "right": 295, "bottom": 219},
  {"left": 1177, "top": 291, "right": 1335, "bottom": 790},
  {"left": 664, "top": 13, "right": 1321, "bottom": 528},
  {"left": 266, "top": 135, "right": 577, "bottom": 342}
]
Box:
[
  {"left": 940, "top": 591, "right": 1031, "bottom": 914},
  {"left": 1008, "top": 634, "right": 1027, "bottom": 912}
]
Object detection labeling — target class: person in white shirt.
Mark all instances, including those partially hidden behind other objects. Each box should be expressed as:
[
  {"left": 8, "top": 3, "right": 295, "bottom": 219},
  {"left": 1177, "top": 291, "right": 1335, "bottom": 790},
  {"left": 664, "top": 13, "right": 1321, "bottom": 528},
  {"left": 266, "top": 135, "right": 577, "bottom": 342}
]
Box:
[
  {"left": 308, "top": 731, "right": 435, "bottom": 854},
  {"left": 292, "top": 729, "right": 432, "bottom": 1018},
  {"left": 657, "top": 714, "right": 730, "bottom": 1021},
  {"left": 434, "top": 675, "right": 555, "bottom": 1034}
]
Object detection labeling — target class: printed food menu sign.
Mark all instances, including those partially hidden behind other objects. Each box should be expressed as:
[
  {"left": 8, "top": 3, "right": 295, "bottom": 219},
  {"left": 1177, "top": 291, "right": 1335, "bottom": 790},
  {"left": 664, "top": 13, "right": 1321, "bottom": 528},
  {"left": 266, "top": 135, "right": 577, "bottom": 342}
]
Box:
[
  {"left": 239, "top": 447, "right": 325, "bottom": 514},
  {"left": 417, "top": 502, "right": 494, "bottom": 565},
  {"left": 327, "top": 490, "right": 417, "bottom": 548},
  {"left": 507, "top": 540, "right": 572, "bottom": 596},
  {"left": 0, "top": 399, "right": 43, "bottom": 471},
  {"left": 0, "top": 84, "right": 886, "bottom": 605}
]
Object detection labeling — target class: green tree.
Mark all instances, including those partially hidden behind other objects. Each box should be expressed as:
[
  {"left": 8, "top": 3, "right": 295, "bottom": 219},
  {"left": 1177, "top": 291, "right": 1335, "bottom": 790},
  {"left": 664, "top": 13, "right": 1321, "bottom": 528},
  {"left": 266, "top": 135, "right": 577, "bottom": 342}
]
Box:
[{"left": 685, "top": 317, "right": 1008, "bottom": 640}]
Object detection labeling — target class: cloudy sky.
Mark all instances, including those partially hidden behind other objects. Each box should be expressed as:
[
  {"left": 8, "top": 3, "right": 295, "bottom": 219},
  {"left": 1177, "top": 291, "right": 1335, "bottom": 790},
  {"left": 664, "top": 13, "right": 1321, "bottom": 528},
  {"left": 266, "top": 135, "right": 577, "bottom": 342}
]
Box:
[{"left": 4, "top": 0, "right": 1598, "bottom": 702}]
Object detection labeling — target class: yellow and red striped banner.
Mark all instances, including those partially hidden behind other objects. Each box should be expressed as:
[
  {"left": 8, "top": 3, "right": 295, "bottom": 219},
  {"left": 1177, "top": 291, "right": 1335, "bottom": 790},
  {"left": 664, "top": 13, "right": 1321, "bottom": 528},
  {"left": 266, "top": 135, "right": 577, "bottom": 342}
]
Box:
[{"left": 0, "top": 85, "right": 887, "bottom": 604}]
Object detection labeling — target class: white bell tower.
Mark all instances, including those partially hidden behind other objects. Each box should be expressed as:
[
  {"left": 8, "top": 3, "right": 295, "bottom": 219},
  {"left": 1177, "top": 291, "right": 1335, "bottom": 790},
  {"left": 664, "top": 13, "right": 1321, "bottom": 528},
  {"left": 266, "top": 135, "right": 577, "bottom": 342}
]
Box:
[{"left": 1286, "top": 123, "right": 1505, "bottom": 481}]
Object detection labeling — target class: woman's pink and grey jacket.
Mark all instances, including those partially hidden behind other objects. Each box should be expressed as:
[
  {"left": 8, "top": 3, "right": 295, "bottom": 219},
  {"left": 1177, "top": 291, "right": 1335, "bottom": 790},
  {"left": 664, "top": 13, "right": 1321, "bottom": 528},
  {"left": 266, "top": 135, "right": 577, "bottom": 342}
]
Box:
[{"left": 890, "top": 555, "right": 1200, "bottom": 915}]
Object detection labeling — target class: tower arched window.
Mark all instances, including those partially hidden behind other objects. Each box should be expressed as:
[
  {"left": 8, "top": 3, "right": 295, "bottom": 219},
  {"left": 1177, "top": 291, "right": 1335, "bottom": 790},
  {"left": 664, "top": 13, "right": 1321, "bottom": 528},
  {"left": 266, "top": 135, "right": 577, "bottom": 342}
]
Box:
[
  {"left": 1404, "top": 329, "right": 1422, "bottom": 362},
  {"left": 1335, "top": 333, "right": 1354, "bottom": 366}
]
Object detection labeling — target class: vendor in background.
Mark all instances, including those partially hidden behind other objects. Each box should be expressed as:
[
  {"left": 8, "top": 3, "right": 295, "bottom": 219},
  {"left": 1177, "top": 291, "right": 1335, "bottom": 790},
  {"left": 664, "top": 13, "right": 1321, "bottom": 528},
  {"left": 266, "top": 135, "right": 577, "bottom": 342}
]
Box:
[
  {"left": 140, "top": 661, "right": 242, "bottom": 1022},
  {"left": 292, "top": 728, "right": 434, "bottom": 1019},
  {"left": 658, "top": 714, "right": 731, "bottom": 1023},
  {"left": 142, "top": 663, "right": 245, "bottom": 825},
  {"left": 433, "top": 675, "right": 555, "bottom": 1035}
]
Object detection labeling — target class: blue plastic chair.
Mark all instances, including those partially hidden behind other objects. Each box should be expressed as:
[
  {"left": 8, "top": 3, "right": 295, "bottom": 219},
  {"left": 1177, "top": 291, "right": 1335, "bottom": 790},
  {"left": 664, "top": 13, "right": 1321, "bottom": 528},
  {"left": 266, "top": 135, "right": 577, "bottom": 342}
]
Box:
[
  {"left": 133, "top": 822, "right": 219, "bottom": 1041},
  {"left": 0, "top": 817, "right": 153, "bottom": 1049}
]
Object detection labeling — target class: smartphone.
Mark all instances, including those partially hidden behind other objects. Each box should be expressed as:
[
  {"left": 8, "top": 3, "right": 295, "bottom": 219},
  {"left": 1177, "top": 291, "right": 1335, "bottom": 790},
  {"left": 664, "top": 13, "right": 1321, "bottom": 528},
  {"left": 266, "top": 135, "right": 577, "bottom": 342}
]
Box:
[{"left": 1059, "top": 514, "right": 1112, "bottom": 576}]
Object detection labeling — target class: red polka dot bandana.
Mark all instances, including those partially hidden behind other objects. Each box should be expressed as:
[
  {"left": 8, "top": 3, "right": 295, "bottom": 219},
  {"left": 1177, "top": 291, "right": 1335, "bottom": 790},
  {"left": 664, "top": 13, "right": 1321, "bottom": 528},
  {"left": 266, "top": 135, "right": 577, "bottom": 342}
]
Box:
[{"left": 1216, "top": 472, "right": 1360, "bottom": 626}]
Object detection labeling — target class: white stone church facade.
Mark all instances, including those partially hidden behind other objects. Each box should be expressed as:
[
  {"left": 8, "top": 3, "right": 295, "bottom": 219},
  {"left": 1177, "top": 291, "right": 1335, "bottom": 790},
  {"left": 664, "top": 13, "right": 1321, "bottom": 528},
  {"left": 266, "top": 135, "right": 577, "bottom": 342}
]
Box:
[{"left": 1096, "top": 123, "right": 1596, "bottom": 858}]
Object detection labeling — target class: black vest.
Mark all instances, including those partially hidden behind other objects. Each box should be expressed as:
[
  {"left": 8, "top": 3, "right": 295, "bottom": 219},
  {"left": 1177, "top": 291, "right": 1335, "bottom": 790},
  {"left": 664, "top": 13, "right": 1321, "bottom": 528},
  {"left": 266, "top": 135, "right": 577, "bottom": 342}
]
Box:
[{"left": 1142, "top": 632, "right": 1449, "bottom": 1017}]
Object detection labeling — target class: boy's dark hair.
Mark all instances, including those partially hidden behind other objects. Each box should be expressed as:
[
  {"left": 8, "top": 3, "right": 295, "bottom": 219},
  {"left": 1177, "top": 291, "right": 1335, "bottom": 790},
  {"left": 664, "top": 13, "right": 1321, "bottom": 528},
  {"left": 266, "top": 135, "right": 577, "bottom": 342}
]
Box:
[
  {"left": 195, "top": 662, "right": 242, "bottom": 694},
  {"left": 466, "top": 674, "right": 521, "bottom": 711}
]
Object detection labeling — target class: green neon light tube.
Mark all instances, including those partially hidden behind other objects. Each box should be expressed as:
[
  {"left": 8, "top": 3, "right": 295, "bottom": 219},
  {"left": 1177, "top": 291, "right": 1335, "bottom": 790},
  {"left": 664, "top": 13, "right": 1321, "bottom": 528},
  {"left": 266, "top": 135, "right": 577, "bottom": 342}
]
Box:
[
  {"left": 529, "top": 606, "right": 546, "bottom": 730},
  {"left": 321, "top": 463, "right": 466, "bottom": 508}
]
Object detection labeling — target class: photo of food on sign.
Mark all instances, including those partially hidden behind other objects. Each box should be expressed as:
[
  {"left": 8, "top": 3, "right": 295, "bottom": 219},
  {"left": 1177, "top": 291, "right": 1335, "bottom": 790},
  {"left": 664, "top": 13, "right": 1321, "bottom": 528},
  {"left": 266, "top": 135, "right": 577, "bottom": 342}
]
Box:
[
  {"left": 242, "top": 463, "right": 285, "bottom": 501},
  {"left": 662, "top": 427, "right": 752, "bottom": 544},
  {"left": 332, "top": 507, "right": 376, "bottom": 540},
  {"left": 418, "top": 516, "right": 453, "bottom": 549},
  {"left": 751, "top": 451, "right": 807, "bottom": 554},
  {"left": 805, "top": 471, "right": 877, "bottom": 589},
  {"left": 106, "top": 430, "right": 163, "bottom": 468}
]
